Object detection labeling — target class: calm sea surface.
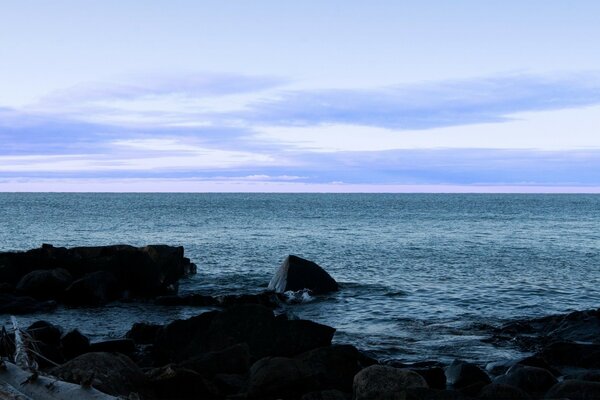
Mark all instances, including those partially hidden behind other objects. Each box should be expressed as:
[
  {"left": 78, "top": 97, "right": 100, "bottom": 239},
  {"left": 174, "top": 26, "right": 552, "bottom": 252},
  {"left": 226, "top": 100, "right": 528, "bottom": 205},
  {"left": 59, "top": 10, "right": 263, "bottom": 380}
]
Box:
[{"left": 1, "top": 193, "right": 599, "bottom": 364}]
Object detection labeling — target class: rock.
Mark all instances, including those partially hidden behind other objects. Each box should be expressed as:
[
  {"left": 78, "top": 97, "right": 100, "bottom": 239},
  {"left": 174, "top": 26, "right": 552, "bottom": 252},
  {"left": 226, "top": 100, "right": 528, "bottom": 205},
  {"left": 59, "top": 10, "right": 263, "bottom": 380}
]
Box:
[
  {"left": 218, "top": 291, "right": 284, "bottom": 308},
  {"left": 301, "top": 389, "right": 349, "bottom": 400},
  {"left": 494, "top": 365, "right": 557, "bottom": 396},
  {"left": 565, "top": 369, "right": 600, "bottom": 382},
  {"left": 179, "top": 343, "right": 251, "bottom": 375},
  {"left": 406, "top": 367, "right": 446, "bottom": 390},
  {"left": 126, "top": 322, "right": 162, "bottom": 344},
  {"left": 51, "top": 352, "right": 148, "bottom": 397},
  {"left": 538, "top": 341, "right": 600, "bottom": 368},
  {"left": 479, "top": 383, "right": 531, "bottom": 399},
  {"left": 247, "top": 356, "right": 318, "bottom": 399},
  {"left": 515, "top": 355, "right": 561, "bottom": 377},
  {"left": 60, "top": 329, "right": 90, "bottom": 360},
  {"left": 544, "top": 379, "right": 600, "bottom": 399},
  {"left": 147, "top": 364, "right": 221, "bottom": 400},
  {"left": 404, "top": 387, "right": 472, "bottom": 399},
  {"left": 268, "top": 255, "right": 338, "bottom": 294},
  {"left": 89, "top": 339, "right": 136, "bottom": 354},
  {"left": 15, "top": 268, "right": 72, "bottom": 299},
  {"left": 155, "top": 293, "right": 218, "bottom": 306},
  {"left": 212, "top": 373, "right": 248, "bottom": 397},
  {"left": 445, "top": 360, "right": 491, "bottom": 394},
  {"left": 295, "top": 345, "right": 375, "bottom": 393},
  {"left": 26, "top": 320, "right": 62, "bottom": 346},
  {"left": 63, "top": 271, "right": 122, "bottom": 306},
  {"left": 353, "top": 365, "right": 428, "bottom": 400},
  {"left": 0, "top": 294, "right": 56, "bottom": 314}
]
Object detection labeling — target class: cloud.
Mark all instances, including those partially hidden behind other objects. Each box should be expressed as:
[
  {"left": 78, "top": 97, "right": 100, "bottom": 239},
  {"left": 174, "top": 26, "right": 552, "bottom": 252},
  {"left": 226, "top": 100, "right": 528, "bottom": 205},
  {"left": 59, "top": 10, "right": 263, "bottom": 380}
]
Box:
[{"left": 242, "top": 73, "right": 600, "bottom": 129}]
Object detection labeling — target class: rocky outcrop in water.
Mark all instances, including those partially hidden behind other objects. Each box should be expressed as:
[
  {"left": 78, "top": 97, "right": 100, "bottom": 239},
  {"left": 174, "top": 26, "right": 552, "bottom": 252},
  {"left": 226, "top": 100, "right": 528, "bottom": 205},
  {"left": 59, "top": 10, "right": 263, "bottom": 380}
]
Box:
[
  {"left": 268, "top": 255, "right": 339, "bottom": 294},
  {"left": 0, "top": 244, "right": 196, "bottom": 306}
]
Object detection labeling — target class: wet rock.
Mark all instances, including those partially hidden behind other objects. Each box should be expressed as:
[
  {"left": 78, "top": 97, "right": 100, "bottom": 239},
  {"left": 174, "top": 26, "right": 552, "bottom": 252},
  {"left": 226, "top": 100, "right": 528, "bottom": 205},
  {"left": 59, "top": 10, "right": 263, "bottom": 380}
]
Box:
[
  {"left": 89, "top": 339, "right": 136, "bottom": 354},
  {"left": 63, "top": 271, "right": 122, "bottom": 306},
  {"left": 494, "top": 365, "right": 557, "bottom": 396},
  {"left": 406, "top": 367, "right": 446, "bottom": 390},
  {"left": 564, "top": 369, "right": 600, "bottom": 382},
  {"left": 445, "top": 360, "right": 491, "bottom": 394},
  {"left": 218, "top": 291, "right": 284, "bottom": 308},
  {"left": 301, "top": 389, "right": 349, "bottom": 400},
  {"left": 538, "top": 341, "right": 600, "bottom": 368},
  {"left": 295, "top": 345, "right": 375, "bottom": 393},
  {"left": 147, "top": 365, "right": 221, "bottom": 400},
  {"left": 179, "top": 343, "right": 251, "bottom": 375},
  {"left": 247, "top": 356, "right": 318, "bottom": 399},
  {"left": 515, "top": 355, "right": 561, "bottom": 377},
  {"left": 15, "top": 268, "right": 72, "bottom": 300},
  {"left": 544, "top": 379, "right": 600, "bottom": 399},
  {"left": 268, "top": 255, "right": 338, "bottom": 294},
  {"left": 353, "top": 365, "right": 428, "bottom": 400},
  {"left": 0, "top": 294, "right": 56, "bottom": 314},
  {"left": 126, "top": 322, "right": 162, "bottom": 344},
  {"left": 60, "top": 329, "right": 90, "bottom": 360},
  {"left": 479, "top": 383, "right": 531, "bottom": 399},
  {"left": 51, "top": 352, "right": 148, "bottom": 397}
]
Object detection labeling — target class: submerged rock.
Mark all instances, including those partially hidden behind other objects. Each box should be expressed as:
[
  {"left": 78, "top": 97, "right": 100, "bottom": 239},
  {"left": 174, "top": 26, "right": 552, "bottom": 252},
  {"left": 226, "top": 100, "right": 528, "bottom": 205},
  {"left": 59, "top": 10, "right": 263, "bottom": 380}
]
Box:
[{"left": 268, "top": 255, "right": 338, "bottom": 294}]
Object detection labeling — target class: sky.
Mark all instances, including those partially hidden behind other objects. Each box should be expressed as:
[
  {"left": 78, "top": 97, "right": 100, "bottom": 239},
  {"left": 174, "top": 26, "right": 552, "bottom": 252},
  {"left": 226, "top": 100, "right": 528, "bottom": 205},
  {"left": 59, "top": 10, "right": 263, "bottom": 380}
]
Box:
[{"left": 1, "top": 1, "right": 600, "bottom": 192}]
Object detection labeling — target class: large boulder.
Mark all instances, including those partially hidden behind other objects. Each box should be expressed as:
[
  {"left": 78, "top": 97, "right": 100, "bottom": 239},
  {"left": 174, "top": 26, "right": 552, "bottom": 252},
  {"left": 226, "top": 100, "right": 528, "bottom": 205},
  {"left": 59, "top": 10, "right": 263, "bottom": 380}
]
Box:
[
  {"left": 268, "top": 255, "right": 338, "bottom": 294},
  {"left": 63, "top": 271, "right": 122, "bottom": 306},
  {"left": 26, "top": 320, "right": 64, "bottom": 367},
  {"left": 538, "top": 341, "right": 600, "bottom": 369},
  {"left": 0, "top": 294, "right": 56, "bottom": 314},
  {"left": 544, "top": 379, "right": 600, "bottom": 399},
  {"left": 445, "top": 359, "right": 490, "bottom": 395},
  {"left": 353, "top": 365, "right": 428, "bottom": 400},
  {"left": 248, "top": 356, "right": 318, "bottom": 399},
  {"left": 146, "top": 365, "right": 220, "bottom": 400},
  {"left": 179, "top": 343, "right": 251, "bottom": 375},
  {"left": 50, "top": 352, "right": 149, "bottom": 397},
  {"left": 494, "top": 365, "right": 557, "bottom": 396},
  {"left": 126, "top": 322, "right": 162, "bottom": 344},
  {"left": 60, "top": 329, "right": 90, "bottom": 360},
  {"left": 15, "top": 268, "right": 72, "bottom": 299}
]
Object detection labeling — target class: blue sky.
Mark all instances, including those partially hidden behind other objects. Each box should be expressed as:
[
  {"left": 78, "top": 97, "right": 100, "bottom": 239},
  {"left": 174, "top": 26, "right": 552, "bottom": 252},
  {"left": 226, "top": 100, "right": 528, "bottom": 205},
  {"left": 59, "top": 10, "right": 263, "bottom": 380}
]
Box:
[{"left": 2, "top": 1, "right": 600, "bottom": 192}]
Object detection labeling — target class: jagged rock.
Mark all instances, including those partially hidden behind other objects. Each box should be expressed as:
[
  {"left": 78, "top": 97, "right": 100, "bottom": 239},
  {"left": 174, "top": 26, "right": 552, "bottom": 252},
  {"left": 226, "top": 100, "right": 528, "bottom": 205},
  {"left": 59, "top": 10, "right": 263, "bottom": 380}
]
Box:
[
  {"left": 295, "top": 345, "right": 375, "bottom": 393},
  {"left": 146, "top": 364, "right": 220, "bottom": 400},
  {"left": 51, "top": 352, "right": 149, "bottom": 397},
  {"left": 126, "top": 322, "right": 162, "bottom": 344},
  {"left": 445, "top": 360, "right": 490, "bottom": 395},
  {"left": 538, "top": 341, "right": 600, "bottom": 368},
  {"left": 89, "top": 339, "right": 136, "bottom": 354},
  {"left": 63, "top": 271, "right": 122, "bottom": 306},
  {"left": 0, "top": 294, "right": 56, "bottom": 314},
  {"left": 544, "top": 379, "right": 600, "bottom": 399},
  {"left": 479, "top": 383, "right": 531, "bottom": 399},
  {"left": 15, "top": 268, "right": 72, "bottom": 299},
  {"left": 60, "top": 329, "right": 90, "bottom": 360},
  {"left": 494, "top": 365, "right": 556, "bottom": 396},
  {"left": 247, "top": 356, "right": 318, "bottom": 399},
  {"left": 179, "top": 343, "right": 251, "bottom": 375},
  {"left": 268, "top": 255, "right": 338, "bottom": 294},
  {"left": 353, "top": 365, "right": 428, "bottom": 400}
]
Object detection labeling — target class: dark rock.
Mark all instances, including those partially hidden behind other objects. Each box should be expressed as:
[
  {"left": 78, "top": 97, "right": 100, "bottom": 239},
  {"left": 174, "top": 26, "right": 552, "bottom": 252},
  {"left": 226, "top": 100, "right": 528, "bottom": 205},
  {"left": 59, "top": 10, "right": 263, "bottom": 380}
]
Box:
[
  {"left": 544, "top": 379, "right": 600, "bottom": 399},
  {"left": 51, "top": 352, "right": 149, "bottom": 397},
  {"left": 295, "top": 345, "right": 375, "bottom": 393},
  {"left": 155, "top": 293, "right": 218, "bottom": 306},
  {"left": 515, "top": 355, "right": 561, "bottom": 377},
  {"left": 268, "top": 255, "right": 338, "bottom": 294},
  {"left": 89, "top": 338, "right": 136, "bottom": 354},
  {"left": 353, "top": 365, "right": 428, "bottom": 400},
  {"left": 479, "top": 383, "right": 531, "bottom": 399},
  {"left": 494, "top": 365, "right": 557, "bottom": 396},
  {"left": 272, "top": 319, "right": 336, "bottom": 359},
  {"left": 247, "top": 356, "right": 318, "bottom": 399},
  {"left": 301, "top": 389, "right": 349, "bottom": 400},
  {"left": 404, "top": 387, "right": 472, "bottom": 400},
  {"left": 60, "top": 329, "right": 90, "bottom": 360},
  {"left": 26, "top": 320, "right": 62, "bottom": 346},
  {"left": 0, "top": 294, "right": 56, "bottom": 314},
  {"left": 147, "top": 364, "right": 221, "bottom": 400},
  {"left": 126, "top": 322, "right": 162, "bottom": 344},
  {"left": 445, "top": 360, "right": 491, "bottom": 392},
  {"left": 212, "top": 373, "right": 248, "bottom": 396},
  {"left": 63, "top": 271, "right": 122, "bottom": 306},
  {"left": 408, "top": 367, "right": 446, "bottom": 390},
  {"left": 565, "top": 369, "right": 600, "bottom": 382},
  {"left": 179, "top": 343, "right": 251, "bottom": 375},
  {"left": 218, "top": 291, "right": 284, "bottom": 308},
  {"left": 538, "top": 341, "right": 600, "bottom": 368},
  {"left": 15, "top": 268, "right": 72, "bottom": 299}
]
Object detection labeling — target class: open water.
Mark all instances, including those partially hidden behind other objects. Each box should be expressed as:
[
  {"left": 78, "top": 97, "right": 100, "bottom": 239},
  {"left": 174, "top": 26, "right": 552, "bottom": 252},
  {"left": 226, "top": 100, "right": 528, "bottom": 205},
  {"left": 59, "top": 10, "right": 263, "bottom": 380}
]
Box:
[{"left": 1, "top": 193, "right": 599, "bottom": 364}]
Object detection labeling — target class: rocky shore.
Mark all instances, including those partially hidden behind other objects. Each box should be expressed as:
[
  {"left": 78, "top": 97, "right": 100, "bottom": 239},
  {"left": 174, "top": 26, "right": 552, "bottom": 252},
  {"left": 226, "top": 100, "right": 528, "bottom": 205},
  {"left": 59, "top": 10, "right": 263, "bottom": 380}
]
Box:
[{"left": 1, "top": 245, "right": 600, "bottom": 399}]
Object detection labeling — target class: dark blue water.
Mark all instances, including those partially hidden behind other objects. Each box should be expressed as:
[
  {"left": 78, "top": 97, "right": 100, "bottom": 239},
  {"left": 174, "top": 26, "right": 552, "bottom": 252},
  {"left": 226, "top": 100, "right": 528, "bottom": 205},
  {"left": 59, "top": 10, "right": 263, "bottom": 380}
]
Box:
[{"left": 1, "top": 193, "right": 599, "bottom": 364}]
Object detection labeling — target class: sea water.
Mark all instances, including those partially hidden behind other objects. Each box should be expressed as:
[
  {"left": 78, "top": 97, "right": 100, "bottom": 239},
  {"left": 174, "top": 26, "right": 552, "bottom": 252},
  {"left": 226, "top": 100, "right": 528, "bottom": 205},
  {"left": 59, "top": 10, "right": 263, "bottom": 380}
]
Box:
[{"left": 1, "top": 193, "right": 599, "bottom": 363}]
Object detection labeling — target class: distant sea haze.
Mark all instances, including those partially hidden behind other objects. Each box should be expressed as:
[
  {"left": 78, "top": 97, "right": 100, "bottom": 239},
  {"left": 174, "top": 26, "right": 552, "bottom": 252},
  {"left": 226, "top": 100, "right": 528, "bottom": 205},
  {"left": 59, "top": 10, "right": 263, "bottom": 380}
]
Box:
[{"left": 1, "top": 193, "right": 599, "bottom": 362}]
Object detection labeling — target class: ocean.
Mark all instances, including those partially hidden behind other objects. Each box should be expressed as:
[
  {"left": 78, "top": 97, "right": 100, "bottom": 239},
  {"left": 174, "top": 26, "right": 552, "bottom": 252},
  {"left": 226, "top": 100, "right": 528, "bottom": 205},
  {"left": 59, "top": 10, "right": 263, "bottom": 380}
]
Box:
[{"left": 1, "top": 193, "right": 599, "bottom": 364}]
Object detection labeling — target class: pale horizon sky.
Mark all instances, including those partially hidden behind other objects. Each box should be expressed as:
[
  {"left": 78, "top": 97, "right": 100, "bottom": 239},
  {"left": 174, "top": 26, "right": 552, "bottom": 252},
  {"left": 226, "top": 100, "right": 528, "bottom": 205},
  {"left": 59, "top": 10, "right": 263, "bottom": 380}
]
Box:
[{"left": 2, "top": 1, "right": 600, "bottom": 192}]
